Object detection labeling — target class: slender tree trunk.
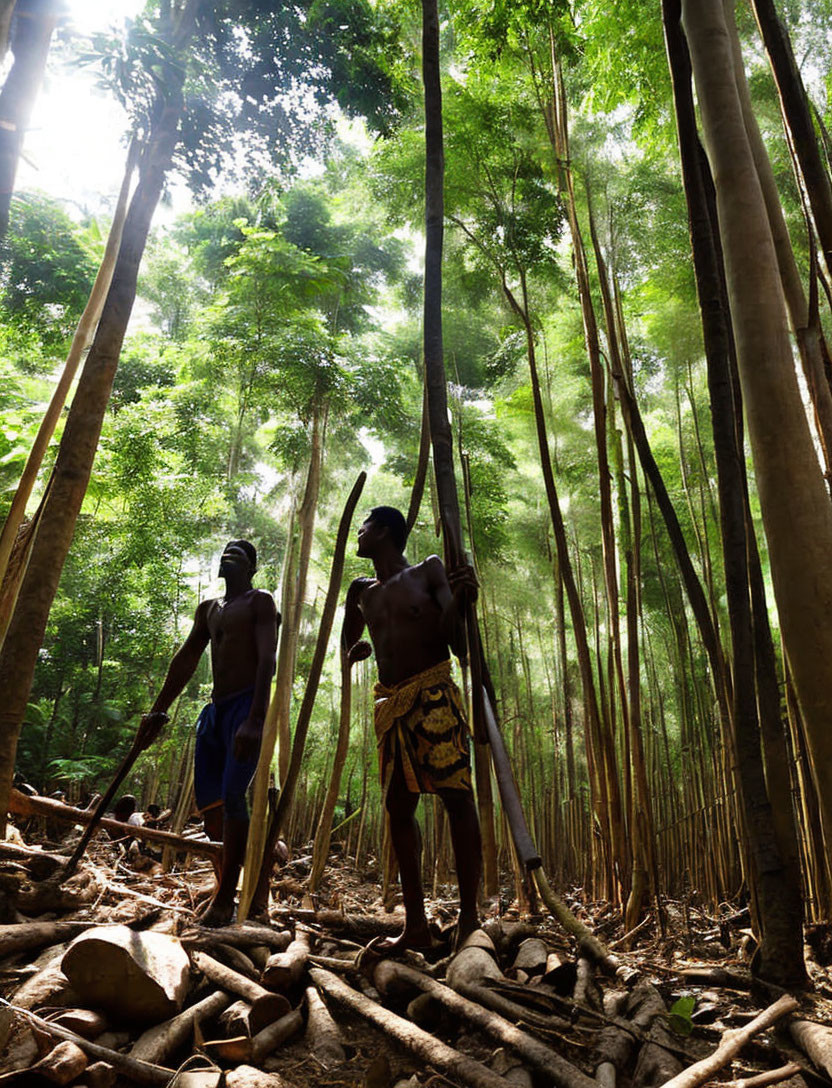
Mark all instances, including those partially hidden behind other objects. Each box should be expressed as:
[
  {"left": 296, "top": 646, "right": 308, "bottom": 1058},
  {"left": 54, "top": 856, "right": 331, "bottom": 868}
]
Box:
[
  {"left": 667, "top": 0, "right": 807, "bottom": 988},
  {"left": 722, "top": 0, "right": 832, "bottom": 479},
  {"left": 0, "top": 0, "right": 59, "bottom": 241},
  {"left": 682, "top": 0, "right": 832, "bottom": 866},
  {"left": 276, "top": 409, "right": 324, "bottom": 784},
  {"left": 750, "top": 0, "right": 832, "bottom": 276},
  {"left": 309, "top": 654, "right": 351, "bottom": 892},
  {"left": 0, "top": 139, "right": 138, "bottom": 650},
  {"left": 0, "top": 69, "right": 187, "bottom": 830},
  {"left": 0, "top": 1, "right": 15, "bottom": 61}
]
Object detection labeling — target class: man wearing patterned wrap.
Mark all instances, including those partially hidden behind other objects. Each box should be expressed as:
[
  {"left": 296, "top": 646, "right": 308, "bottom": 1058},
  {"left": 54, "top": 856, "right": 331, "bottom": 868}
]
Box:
[{"left": 343, "top": 506, "right": 482, "bottom": 953}]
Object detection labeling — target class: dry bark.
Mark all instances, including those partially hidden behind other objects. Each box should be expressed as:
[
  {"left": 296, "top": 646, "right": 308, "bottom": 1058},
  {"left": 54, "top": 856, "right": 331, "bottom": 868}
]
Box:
[
  {"left": 657, "top": 995, "right": 799, "bottom": 1088},
  {"left": 130, "top": 990, "right": 232, "bottom": 1065},
  {"left": 309, "top": 966, "right": 513, "bottom": 1088},
  {"left": 184, "top": 926, "right": 293, "bottom": 952},
  {"left": 0, "top": 921, "right": 89, "bottom": 960},
  {"left": 261, "top": 930, "right": 310, "bottom": 992},
  {"left": 7, "top": 790, "right": 222, "bottom": 861},
  {"left": 303, "top": 984, "right": 345, "bottom": 1067},
  {"left": 373, "top": 959, "right": 597, "bottom": 1088},
  {"left": 789, "top": 1019, "right": 832, "bottom": 1078},
  {"left": 250, "top": 1008, "right": 303, "bottom": 1063},
  {"left": 3, "top": 1003, "right": 175, "bottom": 1085},
  {"left": 61, "top": 925, "right": 190, "bottom": 1024}
]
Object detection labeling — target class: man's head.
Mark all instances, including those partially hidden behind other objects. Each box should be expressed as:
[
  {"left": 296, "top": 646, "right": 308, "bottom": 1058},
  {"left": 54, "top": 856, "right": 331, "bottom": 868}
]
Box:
[
  {"left": 114, "top": 794, "right": 137, "bottom": 822},
  {"left": 357, "top": 506, "right": 408, "bottom": 558},
  {"left": 219, "top": 539, "right": 257, "bottom": 580}
]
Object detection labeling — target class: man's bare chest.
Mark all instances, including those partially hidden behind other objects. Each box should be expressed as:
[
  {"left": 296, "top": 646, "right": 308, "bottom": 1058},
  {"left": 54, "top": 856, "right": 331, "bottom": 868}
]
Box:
[
  {"left": 207, "top": 597, "right": 256, "bottom": 648},
  {"left": 360, "top": 572, "right": 437, "bottom": 628}
]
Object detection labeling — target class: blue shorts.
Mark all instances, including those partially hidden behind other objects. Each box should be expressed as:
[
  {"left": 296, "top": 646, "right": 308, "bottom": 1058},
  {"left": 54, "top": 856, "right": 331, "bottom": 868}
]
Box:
[{"left": 194, "top": 688, "right": 259, "bottom": 819}]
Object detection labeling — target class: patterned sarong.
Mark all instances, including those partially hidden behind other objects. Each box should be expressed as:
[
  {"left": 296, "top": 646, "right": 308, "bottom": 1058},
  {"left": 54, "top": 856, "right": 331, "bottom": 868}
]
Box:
[{"left": 374, "top": 660, "right": 472, "bottom": 796}]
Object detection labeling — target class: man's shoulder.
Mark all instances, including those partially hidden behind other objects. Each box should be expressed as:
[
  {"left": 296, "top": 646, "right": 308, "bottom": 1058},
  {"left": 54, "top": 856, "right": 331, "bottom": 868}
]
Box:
[
  {"left": 347, "top": 575, "right": 377, "bottom": 599},
  {"left": 418, "top": 554, "right": 446, "bottom": 579}
]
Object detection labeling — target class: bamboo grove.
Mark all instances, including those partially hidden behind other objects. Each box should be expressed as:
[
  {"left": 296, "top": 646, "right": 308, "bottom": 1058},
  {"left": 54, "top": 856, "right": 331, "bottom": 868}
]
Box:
[{"left": 0, "top": 0, "right": 831, "bottom": 987}]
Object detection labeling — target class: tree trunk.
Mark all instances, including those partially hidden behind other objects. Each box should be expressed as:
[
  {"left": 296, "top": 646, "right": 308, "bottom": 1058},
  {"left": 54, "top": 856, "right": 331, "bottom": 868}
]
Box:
[
  {"left": 0, "top": 139, "right": 138, "bottom": 651},
  {"left": 667, "top": 0, "right": 807, "bottom": 987},
  {"left": 750, "top": 0, "right": 832, "bottom": 277},
  {"left": 0, "top": 0, "right": 59, "bottom": 241},
  {"left": 0, "top": 44, "right": 188, "bottom": 830},
  {"left": 276, "top": 408, "right": 324, "bottom": 784},
  {"left": 682, "top": 0, "right": 832, "bottom": 864},
  {"left": 309, "top": 653, "right": 351, "bottom": 892}
]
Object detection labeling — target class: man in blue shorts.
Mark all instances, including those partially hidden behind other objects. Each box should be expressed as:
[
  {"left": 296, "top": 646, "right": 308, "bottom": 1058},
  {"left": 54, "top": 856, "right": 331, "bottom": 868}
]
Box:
[{"left": 137, "top": 540, "right": 279, "bottom": 926}]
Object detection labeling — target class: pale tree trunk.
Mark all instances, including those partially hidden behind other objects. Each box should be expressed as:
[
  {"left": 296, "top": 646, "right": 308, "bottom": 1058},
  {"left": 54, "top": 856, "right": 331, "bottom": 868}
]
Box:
[
  {"left": 682, "top": 0, "right": 832, "bottom": 862},
  {"left": 276, "top": 408, "right": 324, "bottom": 784},
  {"left": 309, "top": 653, "right": 351, "bottom": 892},
  {"left": 0, "top": 10, "right": 191, "bottom": 830},
  {"left": 0, "top": 0, "right": 60, "bottom": 241},
  {"left": 0, "top": 1, "right": 16, "bottom": 61},
  {"left": 0, "top": 139, "right": 138, "bottom": 651}
]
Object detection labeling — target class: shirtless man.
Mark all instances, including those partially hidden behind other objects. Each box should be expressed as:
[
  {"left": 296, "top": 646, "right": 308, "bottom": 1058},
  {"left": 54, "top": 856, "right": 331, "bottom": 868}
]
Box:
[
  {"left": 343, "top": 506, "right": 482, "bottom": 952},
  {"left": 137, "top": 540, "right": 279, "bottom": 926}
]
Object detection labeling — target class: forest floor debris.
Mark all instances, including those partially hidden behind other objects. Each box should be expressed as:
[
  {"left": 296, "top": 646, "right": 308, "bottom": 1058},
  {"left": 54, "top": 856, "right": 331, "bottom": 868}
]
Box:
[{"left": 1, "top": 814, "right": 831, "bottom": 1088}]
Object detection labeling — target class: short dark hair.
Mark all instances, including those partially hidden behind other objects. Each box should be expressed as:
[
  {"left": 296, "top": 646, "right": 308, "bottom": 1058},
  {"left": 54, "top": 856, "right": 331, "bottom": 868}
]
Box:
[
  {"left": 114, "top": 794, "right": 137, "bottom": 818},
  {"left": 226, "top": 539, "right": 257, "bottom": 572},
  {"left": 368, "top": 506, "right": 408, "bottom": 552}
]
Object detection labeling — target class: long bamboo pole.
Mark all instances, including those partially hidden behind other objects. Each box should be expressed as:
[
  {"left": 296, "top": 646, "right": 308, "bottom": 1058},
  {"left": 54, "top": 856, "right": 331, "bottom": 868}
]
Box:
[
  {"left": 238, "top": 472, "right": 366, "bottom": 918},
  {"left": 0, "top": 138, "right": 139, "bottom": 651}
]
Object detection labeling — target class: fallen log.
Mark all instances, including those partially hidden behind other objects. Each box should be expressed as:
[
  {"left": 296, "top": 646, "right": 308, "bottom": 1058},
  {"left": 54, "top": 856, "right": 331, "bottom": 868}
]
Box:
[
  {"left": 719, "top": 1064, "right": 803, "bottom": 1088},
  {"left": 12, "top": 945, "right": 75, "bottom": 1010},
  {"left": 271, "top": 907, "right": 402, "bottom": 938},
  {"left": 62, "top": 925, "right": 190, "bottom": 1024},
  {"left": 310, "top": 966, "right": 521, "bottom": 1088},
  {"left": 191, "top": 950, "right": 291, "bottom": 1025},
  {"left": 261, "top": 930, "right": 310, "bottom": 991},
  {"left": 789, "top": 1019, "right": 832, "bottom": 1079},
  {"left": 304, "top": 984, "right": 345, "bottom": 1067},
  {"left": 213, "top": 943, "right": 260, "bottom": 982},
  {"left": 0, "top": 1001, "right": 176, "bottom": 1086},
  {"left": 373, "top": 958, "right": 597, "bottom": 1088},
  {"left": 130, "top": 990, "right": 232, "bottom": 1065},
  {"left": 8, "top": 790, "right": 222, "bottom": 862},
  {"left": 251, "top": 1008, "right": 303, "bottom": 1062},
  {"left": 184, "top": 926, "right": 293, "bottom": 952},
  {"left": 656, "top": 995, "right": 799, "bottom": 1088},
  {"left": 0, "top": 921, "right": 89, "bottom": 961}
]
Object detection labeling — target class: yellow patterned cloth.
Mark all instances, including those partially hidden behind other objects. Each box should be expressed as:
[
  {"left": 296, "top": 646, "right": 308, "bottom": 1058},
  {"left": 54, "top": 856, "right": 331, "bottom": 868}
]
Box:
[{"left": 374, "top": 660, "right": 472, "bottom": 795}]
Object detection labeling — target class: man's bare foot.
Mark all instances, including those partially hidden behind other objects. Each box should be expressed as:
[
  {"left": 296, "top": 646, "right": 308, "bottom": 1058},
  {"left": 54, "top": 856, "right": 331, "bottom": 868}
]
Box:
[
  {"left": 198, "top": 896, "right": 235, "bottom": 928},
  {"left": 453, "top": 913, "right": 480, "bottom": 952},
  {"left": 367, "top": 922, "right": 440, "bottom": 958}
]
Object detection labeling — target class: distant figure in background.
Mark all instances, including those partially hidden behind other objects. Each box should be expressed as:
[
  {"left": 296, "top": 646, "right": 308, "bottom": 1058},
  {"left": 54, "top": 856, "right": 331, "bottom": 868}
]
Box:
[
  {"left": 343, "top": 506, "right": 482, "bottom": 953},
  {"left": 136, "top": 540, "right": 279, "bottom": 927}
]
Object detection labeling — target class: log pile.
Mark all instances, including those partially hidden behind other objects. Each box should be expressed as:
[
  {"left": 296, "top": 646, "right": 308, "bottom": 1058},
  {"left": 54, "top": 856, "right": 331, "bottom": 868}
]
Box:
[{"left": 1, "top": 806, "right": 831, "bottom": 1088}]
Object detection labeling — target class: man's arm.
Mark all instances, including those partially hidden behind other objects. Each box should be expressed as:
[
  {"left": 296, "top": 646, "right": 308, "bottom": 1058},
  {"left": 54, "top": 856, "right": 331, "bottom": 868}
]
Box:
[
  {"left": 136, "top": 603, "right": 211, "bottom": 750},
  {"left": 426, "top": 555, "right": 477, "bottom": 661},
  {"left": 233, "top": 592, "right": 279, "bottom": 762},
  {"left": 342, "top": 577, "right": 373, "bottom": 666}
]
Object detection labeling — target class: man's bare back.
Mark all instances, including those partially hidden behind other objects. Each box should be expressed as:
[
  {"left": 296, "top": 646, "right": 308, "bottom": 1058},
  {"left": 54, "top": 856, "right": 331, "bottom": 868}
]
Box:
[{"left": 355, "top": 556, "right": 453, "bottom": 685}]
